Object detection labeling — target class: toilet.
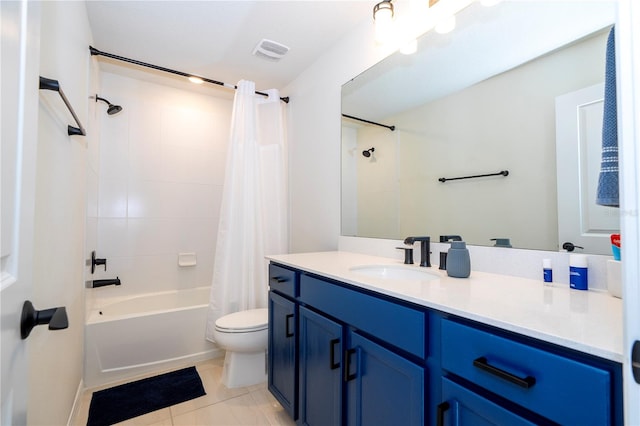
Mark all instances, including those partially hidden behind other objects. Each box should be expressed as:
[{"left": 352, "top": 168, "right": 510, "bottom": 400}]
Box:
[{"left": 212, "top": 308, "right": 269, "bottom": 388}]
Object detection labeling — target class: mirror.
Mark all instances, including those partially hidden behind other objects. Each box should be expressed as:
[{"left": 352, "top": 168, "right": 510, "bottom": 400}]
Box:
[{"left": 341, "top": 0, "right": 619, "bottom": 254}]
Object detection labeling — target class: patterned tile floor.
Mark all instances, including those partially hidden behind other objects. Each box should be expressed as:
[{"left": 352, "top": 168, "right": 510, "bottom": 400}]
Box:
[{"left": 73, "top": 357, "right": 295, "bottom": 425}]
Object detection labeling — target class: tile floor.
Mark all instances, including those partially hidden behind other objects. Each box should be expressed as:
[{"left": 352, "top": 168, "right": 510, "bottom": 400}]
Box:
[{"left": 73, "top": 357, "right": 295, "bottom": 425}]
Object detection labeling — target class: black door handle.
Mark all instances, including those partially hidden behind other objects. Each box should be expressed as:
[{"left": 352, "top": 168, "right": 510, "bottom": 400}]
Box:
[
  {"left": 329, "top": 338, "right": 340, "bottom": 370},
  {"left": 344, "top": 348, "right": 357, "bottom": 382},
  {"left": 285, "top": 313, "right": 294, "bottom": 337},
  {"left": 632, "top": 340, "right": 640, "bottom": 384},
  {"left": 20, "top": 300, "right": 69, "bottom": 339},
  {"left": 436, "top": 402, "right": 450, "bottom": 426},
  {"left": 473, "top": 356, "right": 536, "bottom": 389}
]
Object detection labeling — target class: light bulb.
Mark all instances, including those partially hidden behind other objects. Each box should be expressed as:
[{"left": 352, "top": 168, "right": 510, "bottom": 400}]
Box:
[
  {"left": 374, "top": 1, "right": 394, "bottom": 43},
  {"left": 188, "top": 76, "right": 204, "bottom": 84}
]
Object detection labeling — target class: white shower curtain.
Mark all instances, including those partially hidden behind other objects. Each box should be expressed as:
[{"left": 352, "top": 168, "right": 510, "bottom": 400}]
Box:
[{"left": 205, "top": 80, "right": 288, "bottom": 342}]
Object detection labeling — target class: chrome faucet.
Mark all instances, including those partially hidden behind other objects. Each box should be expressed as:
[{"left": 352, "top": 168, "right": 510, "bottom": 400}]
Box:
[{"left": 403, "top": 236, "right": 431, "bottom": 267}]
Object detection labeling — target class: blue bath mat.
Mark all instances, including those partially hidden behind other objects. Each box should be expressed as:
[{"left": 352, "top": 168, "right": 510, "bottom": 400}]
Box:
[{"left": 87, "top": 366, "right": 206, "bottom": 426}]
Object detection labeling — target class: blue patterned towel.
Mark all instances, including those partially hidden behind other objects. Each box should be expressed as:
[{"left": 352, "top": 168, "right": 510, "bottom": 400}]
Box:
[{"left": 596, "top": 27, "right": 619, "bottom": 207}]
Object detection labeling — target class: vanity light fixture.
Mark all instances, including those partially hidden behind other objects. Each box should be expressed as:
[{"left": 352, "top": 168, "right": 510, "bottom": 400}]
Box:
[
  {"left": 188, "top": 76, "right": 204, "bottom": 84},
  {"left": 373, "top": 0, "right": 394, "bottom": 43}
]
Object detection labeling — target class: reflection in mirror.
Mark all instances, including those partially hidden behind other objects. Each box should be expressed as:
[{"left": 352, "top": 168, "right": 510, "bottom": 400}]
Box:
[{"left": 341, "top": 0, "right": 619, "bottom": 254}]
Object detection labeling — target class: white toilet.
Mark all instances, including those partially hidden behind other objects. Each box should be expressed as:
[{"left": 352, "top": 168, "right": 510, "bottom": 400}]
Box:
[{"left": 212, "top": 308, "right": 269, "bottom": 388}]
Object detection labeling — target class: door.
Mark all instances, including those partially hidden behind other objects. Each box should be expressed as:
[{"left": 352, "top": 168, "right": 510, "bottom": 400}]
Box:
[
  {"left": 555, "top": 83, "right": 620, "bottom": 254},
  {"left": 346, "top": 331, "right": 424, "bottom": 426},
  {"left": 439, "top": 378, "right": 536, "bottom": 426},
  {"left": 1, "top": 0, "right": 40, "bottom": 424},
  {"left": 299, "top": 306, "right": 342, "bottom": 426},
  {"left": 268, "top": 291, "right": 297, "bottom": 419},
  {"left": 617, "top": 0, "right": 640, "bottom": 424}
]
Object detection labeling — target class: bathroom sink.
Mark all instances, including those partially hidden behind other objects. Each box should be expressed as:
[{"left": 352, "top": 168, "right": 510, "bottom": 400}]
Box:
[{"left": 349, "top": 265, "right": 440, "bottom": 281}]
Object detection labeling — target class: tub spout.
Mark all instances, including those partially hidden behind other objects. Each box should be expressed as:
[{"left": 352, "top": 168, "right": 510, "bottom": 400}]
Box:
[{"left": 91, "top": 277, "right": 121, "bottom": 288}]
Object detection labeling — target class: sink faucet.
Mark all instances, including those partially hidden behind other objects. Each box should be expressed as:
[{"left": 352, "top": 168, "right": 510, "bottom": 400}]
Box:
[{"left": 403, "top": 236, "right": 431, "bottom": 267}]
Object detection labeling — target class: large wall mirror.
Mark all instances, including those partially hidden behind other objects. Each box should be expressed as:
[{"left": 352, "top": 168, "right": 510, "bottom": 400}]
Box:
[{"left": 341, "top": 0, "right": 619, "bottom": 254}]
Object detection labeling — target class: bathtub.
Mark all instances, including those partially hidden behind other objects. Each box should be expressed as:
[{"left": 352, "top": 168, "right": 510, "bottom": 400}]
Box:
[{"left": 84, "top": 287, "right": 220, "bottom": 388}]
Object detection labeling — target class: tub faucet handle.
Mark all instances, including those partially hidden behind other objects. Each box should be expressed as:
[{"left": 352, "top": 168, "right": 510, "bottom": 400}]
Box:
[{"left": 91, "top": 250, "right": 107, "bottom": 274}]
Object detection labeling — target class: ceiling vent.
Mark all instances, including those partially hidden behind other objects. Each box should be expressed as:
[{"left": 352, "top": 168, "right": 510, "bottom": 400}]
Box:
[{"left": 252, "top": 39, "right": 289, "bottom": 61}]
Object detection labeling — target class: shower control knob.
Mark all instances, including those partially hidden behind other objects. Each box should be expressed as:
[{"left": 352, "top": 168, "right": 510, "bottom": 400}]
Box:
[{"left": 91, "top": 250, "right": 107, "bottom": 273}]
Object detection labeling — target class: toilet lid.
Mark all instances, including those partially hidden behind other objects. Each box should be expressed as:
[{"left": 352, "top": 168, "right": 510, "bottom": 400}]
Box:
[{"left": 215, "top": 308, "right": 268, "bottom": 332}]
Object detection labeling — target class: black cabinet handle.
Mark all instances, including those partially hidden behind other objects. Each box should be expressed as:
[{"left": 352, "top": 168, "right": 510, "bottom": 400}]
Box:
[
  {"left": 270, "top": 276, "right": 287, "bottom": 284},
  {"left": 344, "top": 348, "right": 357, "bottom": 382},
  {"left": 436, "top": 402, "right": 450, "bottom": 426},
  {"left": 473, "top": 356, "right": 536, "bottom": 389},
  {"left": 329, "top": 338, "right": 340, "bottom": 370},
  {"left": 285, "top": 313, "right": 294, "bottom": 337}
]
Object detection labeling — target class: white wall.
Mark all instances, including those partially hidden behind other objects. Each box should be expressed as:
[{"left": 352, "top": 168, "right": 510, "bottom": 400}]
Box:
[
  {"left": 29, "top": 2, "right": 93, "bottom": 424},
  {"left": 285, "top": 19, "right": 392, "bottom": 252},
  {"left": 90, "top": 72, "right": 232, "bottom": 298}
]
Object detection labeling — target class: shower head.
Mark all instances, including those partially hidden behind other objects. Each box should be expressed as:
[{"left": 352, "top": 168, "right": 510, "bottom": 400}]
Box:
[
  {"left": 362, "top": 147, "right": 375, "bottom": 158},
  {"left": 96, "top": 95, "right": 123, "bottom": 115}
]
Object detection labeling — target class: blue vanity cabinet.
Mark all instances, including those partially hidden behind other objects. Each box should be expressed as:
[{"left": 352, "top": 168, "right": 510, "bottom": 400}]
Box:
[
  {"left": 298, "top": 273, "right": 426, "bottom": 426},
  {"left": 439, "top": 377, "right": 537, "bottom": 426},
  {"left": 268, "top": 264, "right": 299, "bottom": 420},
  {"left": 298, "top": 306, "right": 342, "bottom": 426},
  {"left": 439, "top": 318, "right": 621, "bottom": 425},
  {"left": 345, "top": 331, "right": 424, "bottom": 426}
]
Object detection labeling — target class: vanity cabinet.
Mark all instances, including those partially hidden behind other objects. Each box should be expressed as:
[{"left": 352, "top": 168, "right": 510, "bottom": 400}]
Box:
[
  {"left": 439, "top": 318, "right": 618, "bottom": 425},
  {"left": 268, "top": 264, "right": 299, "bottom": 420},
  {"left": 268, "top": 261, "right": 622, "bottom": 426},
  {"left": 298, "top": 273, "right": 426, "bottom": 426}
]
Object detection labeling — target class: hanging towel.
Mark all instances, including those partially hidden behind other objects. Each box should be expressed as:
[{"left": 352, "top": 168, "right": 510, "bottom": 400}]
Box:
[{"left": 596, "top": 27, "right": 619, "bottom": 207}]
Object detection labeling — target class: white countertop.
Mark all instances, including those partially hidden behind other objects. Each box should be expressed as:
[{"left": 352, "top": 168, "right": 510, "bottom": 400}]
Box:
[{"left": 267, "top": 251, "right": 623, "bottom": 363}]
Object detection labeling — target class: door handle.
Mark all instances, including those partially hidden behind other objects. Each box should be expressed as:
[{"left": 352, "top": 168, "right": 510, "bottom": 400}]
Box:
[
  {"left": 632, "top": 340, "right": 640, "bottom": 384},
  {"left": 20, "top": 300, "right": 68, "bottom": 339},
  {"left": 329, "top": 338, "right": 340, "bottom": 370},
  {"left": 344, "top": 348, "right": 357, "bottom": 382},
  {"left": 436, "top": 402, "right": 450, "bottom": 426},
  {"left": 285, "top": 313, "right": 294, "bottom": 337},
  {"left": 473, "top": 356, "right": 536, "bottom": 389}
]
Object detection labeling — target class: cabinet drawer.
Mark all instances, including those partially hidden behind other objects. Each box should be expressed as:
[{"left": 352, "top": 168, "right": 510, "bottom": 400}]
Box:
[
  {"left": 269, "top": 263, "right": 298, "bottom": 298},
  {"left": 300, "top": 274, "right": 425, "bottom": 358},
  {"left": 441, "top": 319, "right": 611, "bottom": 425}
]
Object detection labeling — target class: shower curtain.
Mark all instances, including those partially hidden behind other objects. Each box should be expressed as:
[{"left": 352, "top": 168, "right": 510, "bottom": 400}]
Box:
[{"left": 205, "top": 80, "right": 288, "bottom": 342}]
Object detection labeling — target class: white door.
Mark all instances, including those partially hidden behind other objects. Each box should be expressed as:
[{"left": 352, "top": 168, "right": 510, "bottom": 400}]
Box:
[
  {"left": 1, "top": 1, "right": 40, "bottom": 424},
  {"left": 618, "top": 0, "right": 640, "bottom": 424},
  {"left": 555, "top": 83, "right": 620, "bottom": 255}
]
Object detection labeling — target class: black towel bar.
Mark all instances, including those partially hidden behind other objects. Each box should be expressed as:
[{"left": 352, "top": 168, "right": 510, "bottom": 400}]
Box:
[
  {"left": 439, "top": 170, "right": 509, "bottom": 183},
  {"left": 39, "top": 76, "right": 86, "bottom": 136}
]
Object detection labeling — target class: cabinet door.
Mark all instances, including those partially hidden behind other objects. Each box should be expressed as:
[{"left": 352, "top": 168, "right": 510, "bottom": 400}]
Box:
[
  {"left": 439, "top": 378, "right": 537, "bottom": 426},
  {"left": 268, "top": 291, "right": 297, "bottom": 419},
  {"left": 346, "top": 332, "right": 424, "bottom": 426},
  {"left": 299, "top": 306, "right": 343, "bottom": 426}
]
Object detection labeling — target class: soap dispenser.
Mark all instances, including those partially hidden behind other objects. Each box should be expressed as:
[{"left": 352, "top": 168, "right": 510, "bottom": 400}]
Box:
[{"left": 446, "top": 241, "right": 470, "bottom": 278}]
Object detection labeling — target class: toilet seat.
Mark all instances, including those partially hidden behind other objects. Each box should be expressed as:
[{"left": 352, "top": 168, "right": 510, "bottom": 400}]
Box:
[{"left": 215, "top": 308, "right": 268, "bottom": 333}]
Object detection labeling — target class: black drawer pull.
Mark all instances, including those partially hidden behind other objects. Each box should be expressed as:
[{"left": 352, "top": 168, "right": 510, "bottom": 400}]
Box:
[
  {"left": 271, "top": 276, "right": 288, "bottom": 284},
  {"left": 436, "top": 402, "right": 450, "bottom": 426},
  {"left": 329, "top": 338, "right": 340, "bottom": 370},
  {"left": 285, "top": 314, "right": 294, "bottom": 337},
  {"left": 473, "top": 356, "right": 536, "bottom": 389},
  {"left": 344, "top": 348, "right": 357, "bottom": 382}
]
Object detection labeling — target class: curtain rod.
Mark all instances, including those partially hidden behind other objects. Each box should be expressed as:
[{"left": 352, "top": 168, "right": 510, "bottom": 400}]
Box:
[
  {"left": 89, "top": 46, "right": 290, "bottom": 104},
  {"left": 342, "top": 114, "right": 395, "bottom": 131}
]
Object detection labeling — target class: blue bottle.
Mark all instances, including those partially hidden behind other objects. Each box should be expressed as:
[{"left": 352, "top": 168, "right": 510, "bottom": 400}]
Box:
[{"left": 447, "top": 241, "right": 470, "bottom": 278}]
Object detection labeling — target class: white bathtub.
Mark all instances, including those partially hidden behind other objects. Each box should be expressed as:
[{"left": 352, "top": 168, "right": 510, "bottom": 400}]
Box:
[{"left": 84, "top": 287, "right": 220, "bottom": 388}]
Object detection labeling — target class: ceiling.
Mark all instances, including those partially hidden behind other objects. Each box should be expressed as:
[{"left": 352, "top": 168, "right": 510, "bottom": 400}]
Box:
[{"left": 86, "top": 1, "right": 372, "bottom": 95}]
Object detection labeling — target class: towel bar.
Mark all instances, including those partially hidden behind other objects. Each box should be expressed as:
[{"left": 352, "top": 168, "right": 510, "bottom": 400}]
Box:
[
  {"left": 39, "top": 76, "right": 86, "bottom": 136},
  {"left": 439, "top": 170, "right": 509, "bottom": 183}
]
